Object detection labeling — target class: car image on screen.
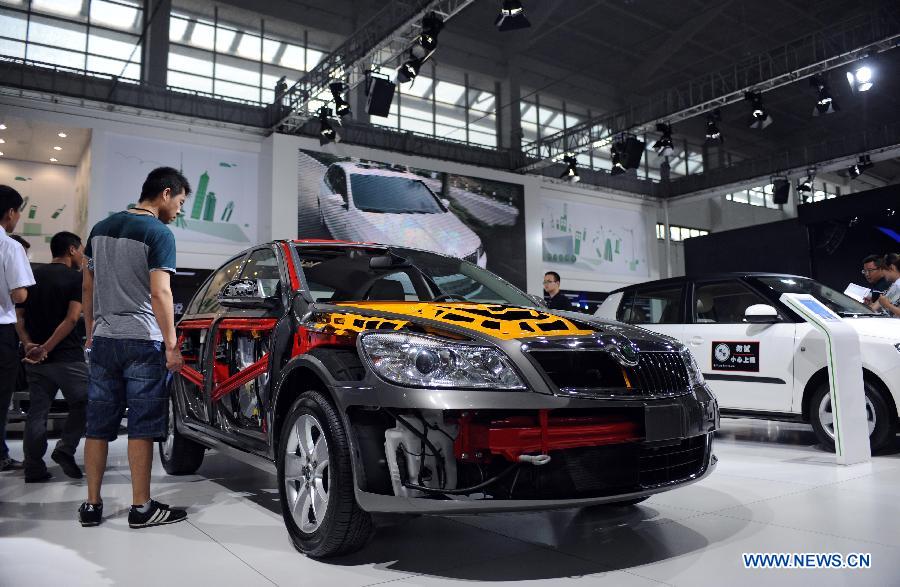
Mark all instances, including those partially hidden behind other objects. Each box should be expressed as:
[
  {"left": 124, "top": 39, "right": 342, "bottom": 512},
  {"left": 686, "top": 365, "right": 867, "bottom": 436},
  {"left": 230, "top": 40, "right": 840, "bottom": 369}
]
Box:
[{"left": 317, "top": 163, "right": 487, "bottom": 267}]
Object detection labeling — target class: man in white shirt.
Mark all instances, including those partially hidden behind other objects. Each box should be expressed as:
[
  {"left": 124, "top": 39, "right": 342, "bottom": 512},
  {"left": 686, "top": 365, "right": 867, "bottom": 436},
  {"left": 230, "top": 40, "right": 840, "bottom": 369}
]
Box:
[{"left": 1, "top": 185, "right": 36, "bottom": 471}]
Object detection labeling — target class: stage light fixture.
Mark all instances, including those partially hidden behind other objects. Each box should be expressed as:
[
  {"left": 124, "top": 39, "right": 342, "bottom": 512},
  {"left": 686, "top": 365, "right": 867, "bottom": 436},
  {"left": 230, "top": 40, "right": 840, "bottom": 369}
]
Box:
[
  {"left": 705, "top": 110, "right": 723, "bottom": 144},
  {"left": 745, "top": 91, "right": 772, "bottom": 129},
  {"left": 810, "top": 74, "right": 838, "bottom": 116},
  {"left": 846, "top": 63, "right": 874, "bottom": 93},
  {"left": 848, "top": 155, "right": 873, "bottom": 179},
  {"left": 610, "top": 147, "right": 627, "bottom": 176},
  {"left": 397, "top": 58, "right": 423, "bottom": 83},
  {"left": 411, "top": 12, "right": 444, "bottom": 59},
  {"left": 560, "top": 155, "right": 580, "bottom": 183},
  {"left": 796, "top": 169, "right": 814, "bottom": 204},
  {"left": 329, "top": 82, "right": 352, "bottom": 118},
  {"left": 652, "top": 123, "right": 674, "bottom": 157},
  {"left": 318, "top": 107, "right": 339, "bottom": 146},
  {"left": 495, "top": 0, "right": 530, "bottom": 31}
]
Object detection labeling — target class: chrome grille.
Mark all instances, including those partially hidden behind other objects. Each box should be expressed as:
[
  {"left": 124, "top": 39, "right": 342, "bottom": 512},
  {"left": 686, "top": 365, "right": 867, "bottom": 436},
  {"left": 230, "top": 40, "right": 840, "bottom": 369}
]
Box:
[{"left": 627, "top": 352, "right": 690, "bottom": 398}]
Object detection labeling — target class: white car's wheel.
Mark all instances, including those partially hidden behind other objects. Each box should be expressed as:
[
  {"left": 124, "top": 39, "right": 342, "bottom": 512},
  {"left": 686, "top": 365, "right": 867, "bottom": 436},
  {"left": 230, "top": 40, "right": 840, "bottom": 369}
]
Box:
[{"left": 811, "top": 381, "right": 896, "bottom": 452}]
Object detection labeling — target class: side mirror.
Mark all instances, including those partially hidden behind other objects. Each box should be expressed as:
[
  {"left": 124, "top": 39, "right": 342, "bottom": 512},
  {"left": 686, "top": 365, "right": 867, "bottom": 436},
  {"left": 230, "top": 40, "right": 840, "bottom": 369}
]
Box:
[
  {"left": 744, "top": 304, "right": 779, "bottom": 324},
  {"left": 218, "top": 279, "right": 278, "bottom": 309}
]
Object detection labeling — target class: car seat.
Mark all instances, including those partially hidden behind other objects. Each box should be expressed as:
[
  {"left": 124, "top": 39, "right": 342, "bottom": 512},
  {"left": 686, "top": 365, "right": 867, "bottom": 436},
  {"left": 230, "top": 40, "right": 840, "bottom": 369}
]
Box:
[
  {"left": 365, "top": 279, "right": 406, "bottom": 301},
  {"left": 695, "top": 292, "right": 716, "bottom": 322}
]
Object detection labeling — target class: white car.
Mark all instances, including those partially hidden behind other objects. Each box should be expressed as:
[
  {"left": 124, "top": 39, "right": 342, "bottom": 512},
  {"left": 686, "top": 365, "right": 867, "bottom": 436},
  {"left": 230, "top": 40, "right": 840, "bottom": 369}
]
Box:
[
  {"left": 317, "top": 163, "right": 487, "bottom": 267},
  {"left": 597, "top": 273, "right": 900, "bottom": 451}
]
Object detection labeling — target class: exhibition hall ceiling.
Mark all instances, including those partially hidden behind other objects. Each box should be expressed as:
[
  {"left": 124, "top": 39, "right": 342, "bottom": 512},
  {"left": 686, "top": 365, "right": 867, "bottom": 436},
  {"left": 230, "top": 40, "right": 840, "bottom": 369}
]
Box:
[{"left": 0, "top": 116, "right": 90, "bottom": 167}]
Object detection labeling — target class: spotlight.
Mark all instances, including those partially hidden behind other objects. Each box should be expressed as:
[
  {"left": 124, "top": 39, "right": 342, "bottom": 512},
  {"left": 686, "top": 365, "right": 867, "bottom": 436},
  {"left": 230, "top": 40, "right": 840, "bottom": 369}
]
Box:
[
  {"left": 610, "top": 147, "right": 627, "bottom": 176},
  {"left": 705, "top": 110, "right": 723, "bottom": 144},
  {"left": 397, "top": 58, "right": 423, "bottom": 83},
  {"left": 652, "top": 123, "right": 674, "bottom": 157},
  {"left": 560, "top": 154, "right": 580, "bottom": 183},
  {"left": 410, "top": 12, "right": 443, "bottom": 59},
  {"left": 846, "top": 62, "right": 874, "bottom": 93},
  {"left": 745, "top": 91, "right": 772, "bottom": 129},
  {"left": 318, "top": 107, "right": 339, "bottom": 146},
  {"left": 847, "top": 155, "right": 873, "bottom": 179},
  {"left": 810, "top": 74, "right": 838, "bottom": 116},
  {"left": 796, "top": 170, "right": 814, "bottom": 203},
  {"left": 495, "top": 0, "right": 530, "bottom": 31},
  {"left": 329, "top": 82, "right": 351, "bottom": 118}
]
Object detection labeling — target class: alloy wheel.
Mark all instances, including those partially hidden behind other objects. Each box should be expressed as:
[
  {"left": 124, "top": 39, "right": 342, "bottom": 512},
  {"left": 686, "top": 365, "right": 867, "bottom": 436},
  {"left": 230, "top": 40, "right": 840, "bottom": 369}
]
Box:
[{"left": 283, "top": 413, "right": 330, "bottom": 533}]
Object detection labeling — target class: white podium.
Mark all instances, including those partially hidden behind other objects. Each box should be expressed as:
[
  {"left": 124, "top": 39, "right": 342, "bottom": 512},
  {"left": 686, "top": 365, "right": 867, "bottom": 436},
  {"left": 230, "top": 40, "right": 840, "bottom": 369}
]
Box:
[{"left": 779, "top": 293, "right": 870, "bottom": 465}]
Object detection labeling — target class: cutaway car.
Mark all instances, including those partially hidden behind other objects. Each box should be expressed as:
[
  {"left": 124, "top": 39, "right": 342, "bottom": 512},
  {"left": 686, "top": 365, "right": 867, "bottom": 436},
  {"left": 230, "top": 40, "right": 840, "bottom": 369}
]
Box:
[{"left": 162, "top": 241, "right": 718, "bottom": 557}]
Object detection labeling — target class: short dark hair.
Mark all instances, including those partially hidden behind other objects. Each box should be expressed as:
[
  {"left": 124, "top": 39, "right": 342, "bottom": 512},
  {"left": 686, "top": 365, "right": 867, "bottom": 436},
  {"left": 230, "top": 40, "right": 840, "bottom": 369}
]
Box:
[
  {"left": 10, "top": 234, "right": 30, "bottom": 250},
  {"left": 862, "top": 254, "right": 884, "bottom": 268},
  {"left": 50, "top": 231, "right": 82, "bottom": 257},
  {"left": 0, "top": 185, "right": 24, "bottom": 219},
  {"left": 545, "top": 271, "right": 561, "bottom": 283},
  {"left": 139, "top": 167, "right": 192, "bottom": 202},
  {"left": 885, "top": 253, "right": 900, "bottom": 272}
]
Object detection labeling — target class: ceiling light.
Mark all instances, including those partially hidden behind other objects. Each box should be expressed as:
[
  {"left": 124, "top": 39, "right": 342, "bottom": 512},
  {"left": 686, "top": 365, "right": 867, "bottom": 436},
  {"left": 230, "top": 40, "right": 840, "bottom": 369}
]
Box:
[
  {"left": 652, "top": 123, "right": 674, "bottom": 157},
  {"left": 397, "top": 58, "right": 423, "bottom": 84},
  {"left": 495, "top": 0, "right": 530, "bottom": 31},
  {"left": 560, "top": 154, "right": 580, "bottom": 183},
  {"left": 0, "top": 124, "right": 6, "bottom": 130},
  {"left": 704, "top": 110, "right": 723, "bottom": 144},
  {"left": 318, "top": 107, "right": 339, "bottom": 146},
  {"left": 810, "top": 74, "right": 838, "bottom": 116},
  {"left": 848, "top": 155, "right": 873, "bottom": 179},
  {"left": 846, "top": 63, "right": 874, "bottom": 93},
  {"left": 744, "top": 91, "right": 772, "bottom": 129},
  {"left": 57, "top": 132, "right": 67, "bottom": 138},
  {"left": 49, "top": 157, "right": 58, "bottom": 162},
  {"left": 53, "top": 146, "right": 62, "bottom": 151},
  {"left": 329, "top": 82, "right": 351, "bottom": 118}
]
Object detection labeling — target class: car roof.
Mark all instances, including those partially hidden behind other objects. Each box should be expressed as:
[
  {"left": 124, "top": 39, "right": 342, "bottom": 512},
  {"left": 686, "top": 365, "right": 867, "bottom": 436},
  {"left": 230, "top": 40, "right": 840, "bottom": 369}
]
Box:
[
  {"left": 332, "top": 161, "right": 425, "bottom": 180},
  {"left": 609, "top": 272, "right": 811, "bottom": 294}
]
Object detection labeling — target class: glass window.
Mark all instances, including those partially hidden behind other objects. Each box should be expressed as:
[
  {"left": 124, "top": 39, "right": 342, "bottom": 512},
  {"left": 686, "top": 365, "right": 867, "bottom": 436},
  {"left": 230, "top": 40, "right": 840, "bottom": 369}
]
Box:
[
  {"left": 239, "top": 247, "right": 281, "bottom": 298},
  {"left": 628, "top": 287, "right": 683, "bottom": 324},
  {"left": 90, "top": 0, "right": 141, "bottom": 32},
  {"left": 693, "top": 280, "right": 770, "bottom": 324},
  {"left": 32, "top": 0, "right": 82, "bottom": 18},
  {"left": 752, "top": 276, "right": 876, "bottom": 317},
  {"left": 0, "top": 8, "right": 28, "bottom": 40},
  {"left": 349, "top": 174, "right": 443, "bottom": 214},
  {"left": 196, "top": 255, "right": 246, "bottom": 314}
]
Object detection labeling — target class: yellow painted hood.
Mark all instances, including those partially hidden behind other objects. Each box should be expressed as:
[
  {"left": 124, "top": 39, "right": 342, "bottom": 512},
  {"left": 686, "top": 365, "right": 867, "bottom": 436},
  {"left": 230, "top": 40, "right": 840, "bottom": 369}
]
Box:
[{"left": 335, "top": 302, "right": 595, "bottom": 340}]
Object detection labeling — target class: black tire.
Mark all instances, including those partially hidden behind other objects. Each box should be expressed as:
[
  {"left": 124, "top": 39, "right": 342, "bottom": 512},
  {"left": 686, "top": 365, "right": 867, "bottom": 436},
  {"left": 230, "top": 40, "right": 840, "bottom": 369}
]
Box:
[
  {"left": 159, "top": 395, "right": 206, "bottom": 475},
  {"left": 810, "top": 380, "right": 896, "bottom": 453},
  {"left": 277, "top": 390, "right": 372, "bottom": 558}
]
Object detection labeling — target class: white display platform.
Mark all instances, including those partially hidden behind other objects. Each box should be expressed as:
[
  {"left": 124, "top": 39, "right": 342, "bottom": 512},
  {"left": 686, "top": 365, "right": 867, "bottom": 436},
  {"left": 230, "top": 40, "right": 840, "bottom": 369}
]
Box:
[{"left": 779, "top": 293, "right": 871, "bottom": 465}]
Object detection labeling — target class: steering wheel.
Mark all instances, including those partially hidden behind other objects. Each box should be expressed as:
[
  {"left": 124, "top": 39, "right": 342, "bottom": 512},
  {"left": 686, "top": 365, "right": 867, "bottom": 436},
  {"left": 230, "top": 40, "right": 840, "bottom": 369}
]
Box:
[{"left": 432, "top": 294, "right": 467, "bottom": 302}]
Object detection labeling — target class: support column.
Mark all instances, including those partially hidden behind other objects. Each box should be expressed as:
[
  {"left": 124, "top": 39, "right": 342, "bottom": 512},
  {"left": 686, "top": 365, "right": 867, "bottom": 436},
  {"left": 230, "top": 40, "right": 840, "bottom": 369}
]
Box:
[
  {"left": 142, "top": 0, "right": 171, "bottom": 87},
  {"left": 498, "top": 60, "right": 522, "bottom": 153}
]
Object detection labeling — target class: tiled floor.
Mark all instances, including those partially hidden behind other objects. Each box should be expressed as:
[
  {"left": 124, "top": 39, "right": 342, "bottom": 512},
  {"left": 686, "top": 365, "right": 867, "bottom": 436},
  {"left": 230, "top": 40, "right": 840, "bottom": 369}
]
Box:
[{"left": 2, "top": 420, "right": 898, "bottom": 587}]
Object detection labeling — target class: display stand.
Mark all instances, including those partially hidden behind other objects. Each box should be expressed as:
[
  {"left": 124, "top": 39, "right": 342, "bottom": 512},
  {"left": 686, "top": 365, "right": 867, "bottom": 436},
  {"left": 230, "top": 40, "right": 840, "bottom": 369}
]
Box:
[{"left": 779, "top": 293, "right": 871, "bottom": 465}]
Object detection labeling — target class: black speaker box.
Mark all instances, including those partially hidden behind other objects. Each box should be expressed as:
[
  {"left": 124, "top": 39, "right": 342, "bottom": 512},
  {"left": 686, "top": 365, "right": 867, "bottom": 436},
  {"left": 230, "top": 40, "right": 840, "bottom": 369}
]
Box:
[
  {"left": 773, "top": 179, "right": 790, "bottom": 205},
  {"left": 366, "top": 77, "right": 396, "bottom": 117}
]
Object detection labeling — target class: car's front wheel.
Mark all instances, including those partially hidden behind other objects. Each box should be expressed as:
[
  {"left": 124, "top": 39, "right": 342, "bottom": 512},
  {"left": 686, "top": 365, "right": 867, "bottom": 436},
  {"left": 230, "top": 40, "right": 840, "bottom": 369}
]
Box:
[
  {"left": 277, "top": 390, "right": 372, "bottom": 557},
  {"left": 159, "top": 395, "right": 206, "bottom": 475},
  {"left": 811, "top": 381, "right": 897, "bottom": 452}
]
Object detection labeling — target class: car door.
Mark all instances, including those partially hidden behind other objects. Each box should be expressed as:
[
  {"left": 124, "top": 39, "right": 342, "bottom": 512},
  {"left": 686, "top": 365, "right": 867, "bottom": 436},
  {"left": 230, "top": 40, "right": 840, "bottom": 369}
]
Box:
[
  {"left": 615, "top": 284, "right": 686, "bottom": 343},
  {"left": 176, "top": 254, "right": 248, "bottom": 426},
  {"left": 687, "top": 279, "right": 796, "bottom": 412},
  {"left": 206, "top": 246, "right": 284, "bottom": 442}
]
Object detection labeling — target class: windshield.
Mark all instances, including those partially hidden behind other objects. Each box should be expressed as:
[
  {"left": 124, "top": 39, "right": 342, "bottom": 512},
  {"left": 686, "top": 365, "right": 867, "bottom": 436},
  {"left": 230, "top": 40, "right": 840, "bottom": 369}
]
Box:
[
  {"left": 349, "top": 174, "right": 445, "bottom": 214},
  {"left": 752, "top": 276, "right": 879, "bottom": 316},
  {"left": 295, "top": 246, "right": 536, "bottom": 306}
]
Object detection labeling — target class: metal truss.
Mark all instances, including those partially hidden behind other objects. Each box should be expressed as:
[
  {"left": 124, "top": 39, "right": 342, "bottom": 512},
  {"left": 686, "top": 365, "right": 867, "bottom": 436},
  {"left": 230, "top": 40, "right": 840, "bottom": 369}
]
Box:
[
  {"left": 272, "top": 0, "right": 475, "bottom": 132},
  {"left": 520, "top": 9, "right": 900, "bottom": 171}
]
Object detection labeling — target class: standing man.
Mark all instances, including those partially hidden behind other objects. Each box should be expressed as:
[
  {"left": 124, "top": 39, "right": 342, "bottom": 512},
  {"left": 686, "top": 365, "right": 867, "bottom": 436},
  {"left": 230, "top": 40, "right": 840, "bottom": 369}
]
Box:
[
  {"left": 543, "top": 271, "right": 574, "bottom": 311},
  {"left": 15, "top": 231, "right": 88, "bottom": 482},
  {"left": 861, "top": 254, "right": 890, "bottom": 303},
  {"left": 79, "top": 167, "right": 191, "bottom": 528},
  {"left": 0, "top": 185, "right": 35, "bottom": 472}
]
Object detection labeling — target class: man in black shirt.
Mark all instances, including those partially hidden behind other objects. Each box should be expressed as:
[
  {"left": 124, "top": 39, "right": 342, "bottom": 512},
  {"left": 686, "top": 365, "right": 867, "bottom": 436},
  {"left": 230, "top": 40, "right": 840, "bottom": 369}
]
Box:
[
  {"left": 15, "top": 231, "right": 87, "bottom": 482},
  {"left": 543, "top": 271, "right": 574, "bottom": 311}
]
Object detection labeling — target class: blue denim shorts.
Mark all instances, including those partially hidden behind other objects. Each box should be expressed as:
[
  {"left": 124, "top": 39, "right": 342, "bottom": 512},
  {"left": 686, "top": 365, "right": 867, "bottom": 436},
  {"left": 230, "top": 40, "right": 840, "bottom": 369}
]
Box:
[{"left": 87, "top": 337, "right": 169, "bottom": 441}]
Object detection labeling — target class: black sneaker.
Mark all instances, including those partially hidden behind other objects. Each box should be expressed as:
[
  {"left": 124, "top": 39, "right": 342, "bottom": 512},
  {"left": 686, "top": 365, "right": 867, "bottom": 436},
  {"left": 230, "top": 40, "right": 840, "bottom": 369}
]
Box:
[
  {"left": 128, "top": 500, "right": 187, "bottom": 529},
  {"left": 51, "top": 450, "right": 83, "bottom": 479},
  {"left": 78, "top": 502, "right": 103, "bottom": 527},
  {"left": 25, "top": 471, "right": 52, "bottom": 483},
  {"left": 0, "top": 457, "right": 23, "bottom": 471}
]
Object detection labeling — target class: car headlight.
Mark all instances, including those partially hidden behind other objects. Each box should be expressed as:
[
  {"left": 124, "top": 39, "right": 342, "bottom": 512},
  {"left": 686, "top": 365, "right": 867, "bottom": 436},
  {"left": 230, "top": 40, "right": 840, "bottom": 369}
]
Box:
[
  {"left": 359, "top": 332, "right": 526, "bottom": 390},
  {"left": 680, "top": 346, "right": 705, "bottom": 388}
]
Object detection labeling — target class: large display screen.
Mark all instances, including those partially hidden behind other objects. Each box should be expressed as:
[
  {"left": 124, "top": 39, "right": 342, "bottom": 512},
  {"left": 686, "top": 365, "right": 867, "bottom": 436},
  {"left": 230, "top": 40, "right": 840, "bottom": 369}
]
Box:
[{"left": 297, "top": 150, "right": 526, "bottom": 289}]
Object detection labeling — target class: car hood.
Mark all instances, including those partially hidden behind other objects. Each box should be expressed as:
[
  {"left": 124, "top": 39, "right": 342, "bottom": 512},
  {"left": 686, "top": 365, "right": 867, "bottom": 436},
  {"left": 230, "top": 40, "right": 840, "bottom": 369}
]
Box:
[
  {"left": 353, "top": 211, "right": 481, "bottom": 258},
  {"left": 319, "top": 302, "right": 681, "bottom": 351},
  {"left": 844, "top": 316, "right": 900, "bottom": 342}
]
